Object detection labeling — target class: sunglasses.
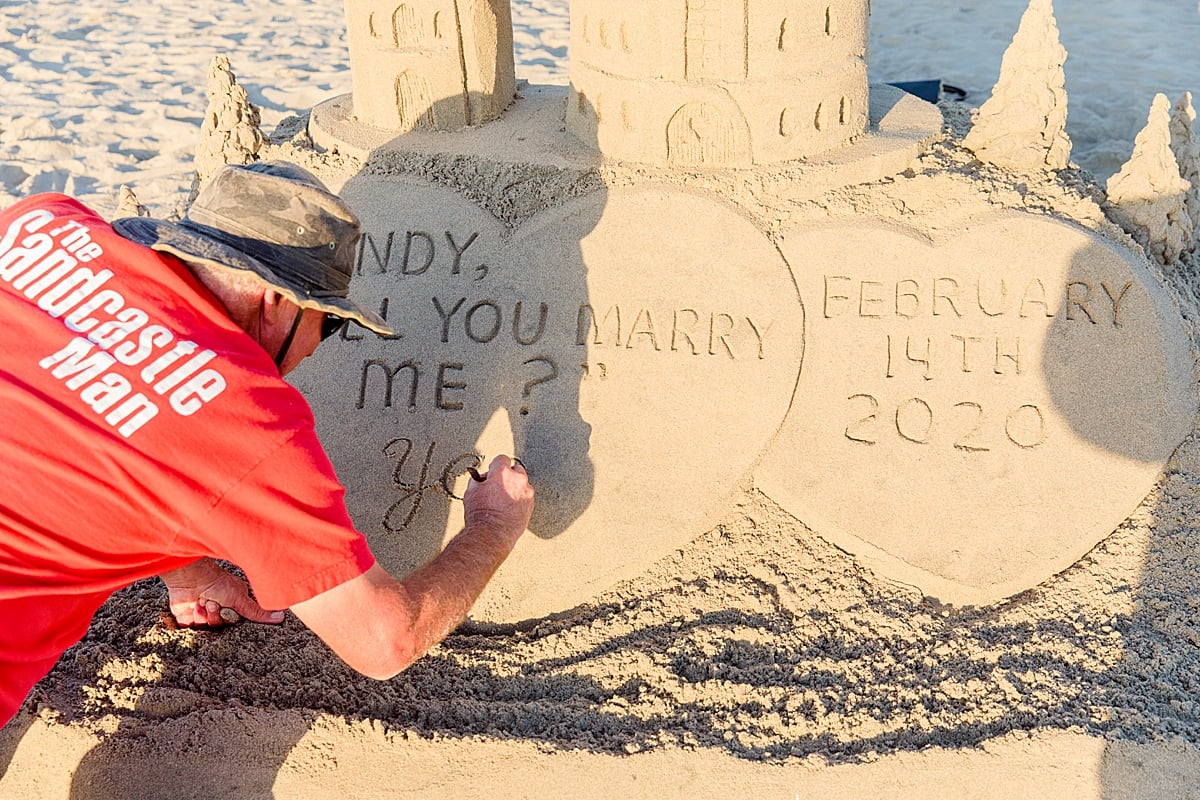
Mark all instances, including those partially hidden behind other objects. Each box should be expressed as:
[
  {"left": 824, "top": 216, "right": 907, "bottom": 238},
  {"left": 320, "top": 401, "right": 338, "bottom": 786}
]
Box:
[{"left": 321, "top": 313, "right": 346, "bottom": 341}]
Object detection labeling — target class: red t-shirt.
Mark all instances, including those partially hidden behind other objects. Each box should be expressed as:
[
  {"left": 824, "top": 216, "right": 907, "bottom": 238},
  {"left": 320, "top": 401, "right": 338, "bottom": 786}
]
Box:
[{"left": 0, "top": 194, "right": 375, "bottom": 723}]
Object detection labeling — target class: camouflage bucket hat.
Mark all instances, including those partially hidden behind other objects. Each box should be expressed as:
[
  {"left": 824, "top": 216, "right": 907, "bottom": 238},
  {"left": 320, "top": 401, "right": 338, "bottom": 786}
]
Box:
[{"left": 113, "top": 161, "right": 393, "bottom": 336}]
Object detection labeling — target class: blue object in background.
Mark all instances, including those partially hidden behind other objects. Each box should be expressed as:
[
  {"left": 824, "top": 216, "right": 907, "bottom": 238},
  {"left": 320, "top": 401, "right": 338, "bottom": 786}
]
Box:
[{"left": 887, "top": 80, "right": 967, "bottom": 103}]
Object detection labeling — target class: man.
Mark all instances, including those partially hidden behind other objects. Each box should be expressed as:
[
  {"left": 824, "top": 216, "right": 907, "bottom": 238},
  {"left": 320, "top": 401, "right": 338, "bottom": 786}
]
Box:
[{"left": 0, "top": 161, "right": 534, "bottom": 725}]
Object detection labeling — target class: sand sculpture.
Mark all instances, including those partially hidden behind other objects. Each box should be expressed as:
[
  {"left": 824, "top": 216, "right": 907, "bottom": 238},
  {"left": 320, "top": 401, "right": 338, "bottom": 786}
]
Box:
[
  {"left": 289, "top": 180, "right": 810, "bottom": 620},
  {"left": 1107, "top": 94, "right": 1194, "bottom": 266},
  {"left": 564, "top": 0, "right": 868, "bottom": 166},
  {"left": 1170, "top": 92, "right": 1200, "bottom": 255},
  {"left": 343, "top": 0, "right": 516, "bottom": 132},
  {"left": 284, "top": 0, "right": 1197, "bottom": 619},
  {"left": 756, "top": 216, "right": 1194, "bottom": 605},
  {"left": 332, "top": 0, "right": 909, "bottom": 174},
  {"left": 113, "top": 185, "right": 148, "bottom": 219},
  {"left": 193, "top": 55, "right": 263, "bottom": 189},
  {"left": 342, "top": 0, "right": 872, "bottom": 166},
  {"left": 960, "top": 0, "right": 1070, "bottom": 172}
]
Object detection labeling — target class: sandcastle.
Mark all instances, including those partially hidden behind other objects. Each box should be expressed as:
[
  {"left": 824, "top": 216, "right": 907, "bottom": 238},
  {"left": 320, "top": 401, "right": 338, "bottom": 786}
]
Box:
[
  {"left": 315, "top": 0, "right": 932, "bottom": 196},
  {"left": 280, "top": 0, "right": 1197, "bottom": 621},
  {"left": 563, "top": 0, "right": 869, "bottom": 166},
  {"left": 344, "top": 0, "right": 516, "bottom": 132},
  {"left": 340, "top": 0, "right": 869, "bottom": 166}
]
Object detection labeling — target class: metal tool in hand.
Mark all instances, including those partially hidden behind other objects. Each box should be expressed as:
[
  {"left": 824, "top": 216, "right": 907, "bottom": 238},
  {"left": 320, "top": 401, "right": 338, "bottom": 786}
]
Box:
[{"left": 467, "top": 457, "right": 526, "bottom": 483}]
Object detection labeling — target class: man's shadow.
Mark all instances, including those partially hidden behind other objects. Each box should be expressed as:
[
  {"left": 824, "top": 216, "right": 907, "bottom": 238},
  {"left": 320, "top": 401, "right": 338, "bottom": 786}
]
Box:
[
  {"left": 288, "top": 115, "right": 600, "bottom": 593},
  {"left": 0, "top": 711, "right": 33, "bottom": 782},
  {"left": 1044, "top": 242, "right": 1200, "bottom": 793}
]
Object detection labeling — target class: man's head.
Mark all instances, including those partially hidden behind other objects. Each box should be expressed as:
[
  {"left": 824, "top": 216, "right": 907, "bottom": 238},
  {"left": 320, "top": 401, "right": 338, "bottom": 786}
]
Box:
[{"left": 113, "top": 161, "right": 393, "bottom": 369}]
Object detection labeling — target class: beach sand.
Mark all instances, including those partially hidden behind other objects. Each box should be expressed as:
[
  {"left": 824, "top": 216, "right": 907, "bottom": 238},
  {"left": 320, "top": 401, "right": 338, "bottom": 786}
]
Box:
[{"left": 6, "top": 1, "right": 1200, "bottom": 797}]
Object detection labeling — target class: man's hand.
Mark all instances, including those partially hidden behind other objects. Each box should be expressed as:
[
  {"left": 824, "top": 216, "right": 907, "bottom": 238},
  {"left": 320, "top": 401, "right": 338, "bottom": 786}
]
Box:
[
  {"left": 159, "top": 558, "right": 285, "bottom": 627},
  {"left": 461, "top": 454, "right": 535, "bottom": 549}
]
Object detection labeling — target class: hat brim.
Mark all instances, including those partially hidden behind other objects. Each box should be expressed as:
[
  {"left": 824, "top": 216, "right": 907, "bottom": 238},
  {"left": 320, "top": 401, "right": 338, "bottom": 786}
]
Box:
[{"left": 112, "top": 215, "right": 395, "bottom": 337}]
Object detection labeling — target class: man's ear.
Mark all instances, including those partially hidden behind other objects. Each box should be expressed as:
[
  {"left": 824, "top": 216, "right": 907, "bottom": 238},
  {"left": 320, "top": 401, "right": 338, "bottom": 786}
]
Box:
[{"left": 260, "top": 290, "right": 289, "bottom": 326}]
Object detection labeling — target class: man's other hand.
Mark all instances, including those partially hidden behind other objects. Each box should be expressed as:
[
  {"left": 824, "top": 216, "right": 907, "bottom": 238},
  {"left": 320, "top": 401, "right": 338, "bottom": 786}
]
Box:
[{"left": 159, "top": 557, "right": 286, "bottom": 627}]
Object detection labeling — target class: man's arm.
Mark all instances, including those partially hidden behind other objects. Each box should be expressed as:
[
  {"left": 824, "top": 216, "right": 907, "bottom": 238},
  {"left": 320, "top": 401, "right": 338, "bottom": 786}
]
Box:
[{"left": 290, "top": 455, "right": 534, "bottom": 679}]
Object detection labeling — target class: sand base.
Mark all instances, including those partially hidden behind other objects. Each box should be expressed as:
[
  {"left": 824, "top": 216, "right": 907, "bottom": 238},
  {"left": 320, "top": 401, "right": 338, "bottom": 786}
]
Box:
[
  {"left": 6, "top": 711, "right": 1199, "bottom": 800},
  {"left": 309, "top": 82, "right": 942, "bottom": 204}
]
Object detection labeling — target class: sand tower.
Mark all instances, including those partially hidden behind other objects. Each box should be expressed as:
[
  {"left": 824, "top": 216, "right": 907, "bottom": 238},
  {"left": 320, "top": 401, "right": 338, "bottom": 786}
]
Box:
[
  {"left": 322, "top": 0, "right": 928, "bottom": 190},
  {"left": 344, "top": 0, "right": 516, "bottom": 131},
  {"left": 565, "top": 0, "right": 870, "bottom": 166}
]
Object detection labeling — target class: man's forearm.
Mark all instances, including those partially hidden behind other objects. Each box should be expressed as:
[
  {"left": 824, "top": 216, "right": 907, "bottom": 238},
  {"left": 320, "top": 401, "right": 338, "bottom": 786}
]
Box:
[
  {"left": 291, "top": 455, "right": 534, "bottom": 679},
  {"left": 391, "top": 523, "right": 519, "bottom": 656},
  {"left": 288, "top": 525, "right": 523, "bottom": 681},
  {"left": 290, "top": 523, "right": 523, "bottom": 679}
]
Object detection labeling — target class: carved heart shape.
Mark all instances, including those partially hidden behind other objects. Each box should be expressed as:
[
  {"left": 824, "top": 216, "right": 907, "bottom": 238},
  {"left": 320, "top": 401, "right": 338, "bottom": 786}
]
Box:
[
  {"left": 290, "top": 181, "right": 805, "bottom": 621},
  {"left": 758, "top": 213, "right": 1196, "bottom": 605}
]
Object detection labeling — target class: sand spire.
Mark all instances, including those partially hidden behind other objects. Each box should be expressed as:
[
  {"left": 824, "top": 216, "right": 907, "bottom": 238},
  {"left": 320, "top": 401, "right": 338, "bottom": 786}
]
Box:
[
  {"left": 1107, "top": 94, "right": 1193, "bottom": 266},
  {"left": 112, "top": 184, "right": 148, "bottom": 219},
  {"left": 193, "top": 55, "right": 264, "bottom": 191},
  {"left": 961, "top": 0, "right": 1072, "bottom": 171},
  {"left": 1170, "top": 91, "right": 1200, "bottom": 255}
]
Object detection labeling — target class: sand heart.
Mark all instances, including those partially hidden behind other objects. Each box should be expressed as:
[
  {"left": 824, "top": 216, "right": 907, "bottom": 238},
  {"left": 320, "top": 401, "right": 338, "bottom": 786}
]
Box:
[
  {"left": 757, "top": 213, "right": 1196, "bottom": 606},
  {"left": 289, "top": 181, "right": 805, "bottom": 621}
]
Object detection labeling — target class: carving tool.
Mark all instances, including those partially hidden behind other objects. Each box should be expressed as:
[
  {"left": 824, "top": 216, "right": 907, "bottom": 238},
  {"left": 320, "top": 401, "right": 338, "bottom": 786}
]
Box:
[{"left": 467, "top": 457, "right": 525, "bottom": 483}]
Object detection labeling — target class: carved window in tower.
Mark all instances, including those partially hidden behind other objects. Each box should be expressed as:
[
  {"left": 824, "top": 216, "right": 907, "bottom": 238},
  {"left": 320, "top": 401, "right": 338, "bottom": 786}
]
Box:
[
  {"left": 392, "top": 4, "right": 426, "bottom": 47},
  {"left": 779, "top": 107, "right": 799, "bottom": 138},
  {"left": 684, "top": 0, "right": 747, "bottom": 81},
  {"left": 395, "top": 71, "right": 437, "bottom": 130},
  {"left": 684, "top": 0, "right": 717, "bottom": 79},
  {"left": 591, "top": 20, "right": 634, "bottom": 53},
  {"left": 666, "top": 102, "right": 747, "bottom": 166}
]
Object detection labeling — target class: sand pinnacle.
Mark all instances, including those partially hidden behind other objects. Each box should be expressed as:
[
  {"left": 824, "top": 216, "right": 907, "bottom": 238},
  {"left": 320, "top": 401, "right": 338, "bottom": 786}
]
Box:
[
  {"left": 193, "top": 55, "right": 264, "bottom": 193},
  {"left": 962, "top": 0, "right": 1071, "bottom": 172},
  {"left": 1169, "top": 91, "right": 1200, "bottom": 258},
  {"left": 1107, "top": 93, "right": 1193, "bottom": 266}
]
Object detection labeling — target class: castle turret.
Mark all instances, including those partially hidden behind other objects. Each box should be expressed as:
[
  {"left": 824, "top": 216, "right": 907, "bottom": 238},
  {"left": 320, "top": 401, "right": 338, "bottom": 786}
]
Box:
[
  {"left": 344, "top": 0, "right": 516, "bottom": 132},
  {"left": 565, "top": 0, "right": 870, "bottom": 166}
]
